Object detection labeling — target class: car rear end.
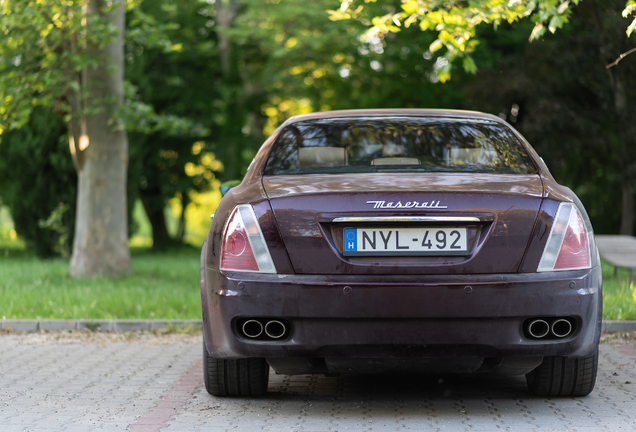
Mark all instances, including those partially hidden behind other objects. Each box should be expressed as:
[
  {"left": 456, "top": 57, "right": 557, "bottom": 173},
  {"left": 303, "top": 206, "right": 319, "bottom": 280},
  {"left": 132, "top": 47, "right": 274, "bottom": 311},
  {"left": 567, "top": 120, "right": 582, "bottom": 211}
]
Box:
[{"left": 201, "top": 110, "right": 602, "bottom": 396}]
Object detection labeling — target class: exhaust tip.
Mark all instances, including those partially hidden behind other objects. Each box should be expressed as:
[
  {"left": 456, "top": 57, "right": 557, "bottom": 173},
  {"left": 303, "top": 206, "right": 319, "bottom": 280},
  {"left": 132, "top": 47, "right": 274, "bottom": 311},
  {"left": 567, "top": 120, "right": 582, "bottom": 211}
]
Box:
[
  {"left": 528, "top": 319, "right": 550, "bottom": 339},
  {"left": 242, "top": 320, "right": 263, "bottom": 338},
  {"left": 264, "top": 320, "right": 286, "bottom": 339},
  {"left": 551, "top": 319, "right": 573, "bottom": 338}
]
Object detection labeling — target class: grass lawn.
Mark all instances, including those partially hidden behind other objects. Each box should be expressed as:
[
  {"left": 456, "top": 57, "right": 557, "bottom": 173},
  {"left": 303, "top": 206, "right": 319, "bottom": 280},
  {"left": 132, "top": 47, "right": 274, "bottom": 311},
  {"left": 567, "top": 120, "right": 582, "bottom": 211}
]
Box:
[
  {"left": 1, "top": 245, "right": 635, "bottom": 320},
  {"left": 602, "top": 260, "right": 636, "bottom": 320},
  {"left": 0, "top": 247, "right": 202, "bottom": 320}
]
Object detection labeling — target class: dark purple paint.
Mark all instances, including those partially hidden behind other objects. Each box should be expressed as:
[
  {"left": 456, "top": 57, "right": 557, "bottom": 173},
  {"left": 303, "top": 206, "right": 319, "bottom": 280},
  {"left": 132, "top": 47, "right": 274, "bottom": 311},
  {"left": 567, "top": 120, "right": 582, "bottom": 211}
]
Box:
[{"left": 263, "top": 172, "right": 543, "bottom": 275}]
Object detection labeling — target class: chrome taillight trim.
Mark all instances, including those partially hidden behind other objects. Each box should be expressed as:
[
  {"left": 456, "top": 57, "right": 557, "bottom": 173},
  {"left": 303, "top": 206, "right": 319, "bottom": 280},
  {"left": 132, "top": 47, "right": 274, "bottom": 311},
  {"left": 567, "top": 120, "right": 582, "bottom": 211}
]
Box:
[
  {"left": 220, "top": 204, "right": 277, "bottom": 274},
  {"left": 537, "top": 203, "right": 591, "bottom": 272}
]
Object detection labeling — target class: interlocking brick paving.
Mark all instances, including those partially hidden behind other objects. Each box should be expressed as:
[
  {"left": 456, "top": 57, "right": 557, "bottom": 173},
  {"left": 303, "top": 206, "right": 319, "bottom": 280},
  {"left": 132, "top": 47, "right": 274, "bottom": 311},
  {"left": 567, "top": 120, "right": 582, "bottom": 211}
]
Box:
[{"left": 1, "top": 331, "right": 635, "bottom": 432}]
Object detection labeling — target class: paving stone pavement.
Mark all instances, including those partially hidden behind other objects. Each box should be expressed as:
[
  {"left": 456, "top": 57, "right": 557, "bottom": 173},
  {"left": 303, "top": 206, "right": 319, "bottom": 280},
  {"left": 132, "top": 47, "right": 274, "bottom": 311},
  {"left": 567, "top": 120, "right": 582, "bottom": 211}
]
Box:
[{"left": 1, "top": 333, "right": 635, "bottom": 432}]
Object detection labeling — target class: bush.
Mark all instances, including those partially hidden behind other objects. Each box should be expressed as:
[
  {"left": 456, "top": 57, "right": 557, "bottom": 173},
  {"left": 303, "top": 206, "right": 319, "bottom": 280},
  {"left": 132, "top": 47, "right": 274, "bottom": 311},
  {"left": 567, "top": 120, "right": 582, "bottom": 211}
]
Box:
[{"left": 0, "top": 109, "right": 77, "bottom": 258}]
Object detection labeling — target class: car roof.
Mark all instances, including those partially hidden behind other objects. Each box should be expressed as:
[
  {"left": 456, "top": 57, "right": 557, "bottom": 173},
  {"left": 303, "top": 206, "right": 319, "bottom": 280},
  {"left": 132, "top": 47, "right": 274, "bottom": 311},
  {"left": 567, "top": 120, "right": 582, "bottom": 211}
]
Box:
[{"left": 284, "top": 109, "right": 504, "bottom": 125}]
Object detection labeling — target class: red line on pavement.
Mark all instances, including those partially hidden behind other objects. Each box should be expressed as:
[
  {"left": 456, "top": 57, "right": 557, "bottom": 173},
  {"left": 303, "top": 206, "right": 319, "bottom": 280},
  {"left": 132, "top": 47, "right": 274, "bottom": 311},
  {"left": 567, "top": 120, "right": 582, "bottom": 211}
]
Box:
[
  {"left": 128, "top": 360, "right": 203, "bottom": 432},
  {"left": 620, "top": 347, "right": 636, "bottom": 359}
]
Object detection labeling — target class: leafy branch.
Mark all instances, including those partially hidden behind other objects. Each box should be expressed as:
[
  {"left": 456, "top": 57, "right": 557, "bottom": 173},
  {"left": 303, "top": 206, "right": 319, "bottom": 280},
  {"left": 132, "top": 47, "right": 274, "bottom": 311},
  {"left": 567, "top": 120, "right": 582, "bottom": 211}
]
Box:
[
  {"left": 330, "top": 0, "right": 636, "bottom": 81},
  {"left": 115, "top": 82, "right": 205, "bottom": 136}
]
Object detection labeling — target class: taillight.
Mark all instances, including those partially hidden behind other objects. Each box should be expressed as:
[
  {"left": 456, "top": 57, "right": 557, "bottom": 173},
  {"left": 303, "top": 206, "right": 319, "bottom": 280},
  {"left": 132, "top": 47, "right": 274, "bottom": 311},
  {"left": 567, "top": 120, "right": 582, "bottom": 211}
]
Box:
[
  {"left": 537, "top": 203, "right": 591, "bottom": 272},
  {"left": 220, "top": 205, "right": 276, "bottom": 273}
]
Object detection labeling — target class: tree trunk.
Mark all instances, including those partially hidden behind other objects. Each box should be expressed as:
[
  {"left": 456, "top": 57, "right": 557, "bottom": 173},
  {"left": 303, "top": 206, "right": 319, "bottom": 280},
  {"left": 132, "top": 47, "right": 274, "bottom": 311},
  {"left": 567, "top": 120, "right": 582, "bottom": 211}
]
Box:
[
  {"left": 217, "top": 0, "right": 239, "bottom": 77},
  {"left": 609, "top": 67, "right": 635, "bottom": 235},
  {"left": 621, "top": 180, "right": 634, "bottom": 235},
  {"left": 70, "top": 0, "right": 131, "bottom": 276},
  {"left": 141, "top": 195, "right": 170, "bottom": 250},
  {"left": 176, "top": 193, "right": 189, "bottom": 243},
  {"left": 216, "top": 0, "right": 244, "bottom": 180}
]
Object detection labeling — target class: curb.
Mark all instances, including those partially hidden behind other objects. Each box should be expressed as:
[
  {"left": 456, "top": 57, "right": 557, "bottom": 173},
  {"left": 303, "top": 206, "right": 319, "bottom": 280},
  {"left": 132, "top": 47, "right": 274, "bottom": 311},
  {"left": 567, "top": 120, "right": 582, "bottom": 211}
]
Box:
[
  {"left": 1, "top": 319, "right": 635, "bottom": 333},
  {"left": 601, "top": 320, "right": 636, "bottom": 332},
  {"left": 0, "top": 319, "right": 202, "bottom": 332}
]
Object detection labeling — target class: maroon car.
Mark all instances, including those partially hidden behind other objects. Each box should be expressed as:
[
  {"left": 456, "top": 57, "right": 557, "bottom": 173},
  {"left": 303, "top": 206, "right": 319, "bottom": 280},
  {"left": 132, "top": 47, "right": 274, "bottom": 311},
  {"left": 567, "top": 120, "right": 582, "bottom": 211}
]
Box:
[{"left": 200, "top": 109, "right": 602, "bottom": 397}]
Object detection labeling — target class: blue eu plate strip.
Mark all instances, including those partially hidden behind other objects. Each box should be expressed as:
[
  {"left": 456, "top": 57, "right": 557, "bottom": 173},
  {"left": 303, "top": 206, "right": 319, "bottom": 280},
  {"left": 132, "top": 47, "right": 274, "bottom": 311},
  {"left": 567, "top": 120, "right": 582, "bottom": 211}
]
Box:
[{"left": 344, "top": 228, "right": 357, "bottom": 252}]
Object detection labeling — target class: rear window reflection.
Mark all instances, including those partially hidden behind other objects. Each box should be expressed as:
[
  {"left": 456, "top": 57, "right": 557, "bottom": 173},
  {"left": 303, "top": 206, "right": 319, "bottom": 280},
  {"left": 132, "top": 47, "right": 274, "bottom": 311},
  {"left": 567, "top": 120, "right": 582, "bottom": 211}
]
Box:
[{"left": 264, "top": 117, "right": 537, "bottom": 175}]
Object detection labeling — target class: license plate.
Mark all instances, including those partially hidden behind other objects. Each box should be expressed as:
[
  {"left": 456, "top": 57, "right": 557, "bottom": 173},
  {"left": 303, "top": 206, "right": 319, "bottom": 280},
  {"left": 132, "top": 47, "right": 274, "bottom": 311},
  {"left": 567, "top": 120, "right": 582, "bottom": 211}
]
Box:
[{"left": 343, "top": 227, "right": 468, "bottom": 256}]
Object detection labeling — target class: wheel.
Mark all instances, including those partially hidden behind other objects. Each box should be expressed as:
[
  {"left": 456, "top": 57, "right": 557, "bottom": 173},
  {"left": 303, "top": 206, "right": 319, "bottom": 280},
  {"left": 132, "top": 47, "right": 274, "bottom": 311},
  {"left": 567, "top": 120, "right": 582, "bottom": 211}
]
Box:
[
  {"left": 203, "top": 341, "right": 269, "bottom": 396},
  {"left": 526, "top": 348, "right": 598, "bottom": 397}
]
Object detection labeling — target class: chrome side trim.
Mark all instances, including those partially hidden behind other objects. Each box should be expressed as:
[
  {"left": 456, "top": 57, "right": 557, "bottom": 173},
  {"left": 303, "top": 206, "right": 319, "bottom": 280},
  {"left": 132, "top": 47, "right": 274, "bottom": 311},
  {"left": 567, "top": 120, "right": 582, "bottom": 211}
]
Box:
[{"left": 332, "top": 216, "right": 481, "bottom": 223}]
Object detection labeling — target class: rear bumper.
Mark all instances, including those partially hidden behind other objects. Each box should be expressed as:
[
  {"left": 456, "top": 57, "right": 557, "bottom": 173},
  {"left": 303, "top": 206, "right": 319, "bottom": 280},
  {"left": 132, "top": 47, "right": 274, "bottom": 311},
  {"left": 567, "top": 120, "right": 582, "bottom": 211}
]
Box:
[{"left": 201, "top": 267, "right": 602, "bottom": 368}]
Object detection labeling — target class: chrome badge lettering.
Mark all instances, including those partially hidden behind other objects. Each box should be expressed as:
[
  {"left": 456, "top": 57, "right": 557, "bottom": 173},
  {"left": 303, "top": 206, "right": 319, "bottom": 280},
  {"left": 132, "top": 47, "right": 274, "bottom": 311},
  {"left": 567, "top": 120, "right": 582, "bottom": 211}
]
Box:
[{"left": 366, "top": 200, "right": 448, "bottom": 209}]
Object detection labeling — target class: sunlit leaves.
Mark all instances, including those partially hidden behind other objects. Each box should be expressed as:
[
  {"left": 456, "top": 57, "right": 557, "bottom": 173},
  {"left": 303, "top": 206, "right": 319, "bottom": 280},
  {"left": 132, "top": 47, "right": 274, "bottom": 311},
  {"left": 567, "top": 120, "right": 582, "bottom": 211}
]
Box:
[
  {"left": 529, "top": 23, "right": 546, "bottom": 40},
  {"left": 625, "top": 1, "right": 636, "bottom": 36},
  {"left": 0, "top": 0, "right": 179, "bottom": 135},
  {"left": 262, "top": 97, "right": 313, "bottom": 136},
  {"left": 548, "top": 14, "right": 564, "bottom": 33},
  {"left": 429, "top": 39, "right": 444, "bottom": 52},
  {"left": 0, "top": 0, "right": 117, "bottom": 131},
  {"left": 330, "top": 0, "right": 597, "bottom": 80}
]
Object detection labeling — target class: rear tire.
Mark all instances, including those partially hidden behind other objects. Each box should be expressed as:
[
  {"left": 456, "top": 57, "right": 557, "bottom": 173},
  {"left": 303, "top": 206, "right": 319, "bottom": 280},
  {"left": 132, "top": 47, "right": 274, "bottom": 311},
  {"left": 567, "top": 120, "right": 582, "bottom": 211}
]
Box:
[
  {"left": 203, "top": 342, "right": 269, "bottom": 397},
  {"left": 526, "top": 348, "right": 598, "bottom": 397}
]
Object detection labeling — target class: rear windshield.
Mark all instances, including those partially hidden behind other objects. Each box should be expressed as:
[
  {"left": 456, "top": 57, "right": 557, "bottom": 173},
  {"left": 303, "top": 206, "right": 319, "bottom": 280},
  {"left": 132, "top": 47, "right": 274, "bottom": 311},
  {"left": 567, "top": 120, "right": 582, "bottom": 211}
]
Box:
[{"left": 264, "top": 117, "right": 537, "bottom": 175}]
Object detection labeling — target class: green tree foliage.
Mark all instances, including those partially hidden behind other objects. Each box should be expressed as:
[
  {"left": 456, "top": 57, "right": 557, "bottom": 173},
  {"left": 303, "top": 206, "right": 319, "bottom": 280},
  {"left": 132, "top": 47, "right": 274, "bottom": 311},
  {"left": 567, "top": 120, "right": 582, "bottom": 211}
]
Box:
[
  {"left": 0, "top": 0, "right": 194, "bottom": 259},
  {"left": 331, "top": 0, "right": 636, "bottom": 81},
  {"left": 233, "top": 0, "right": 464, "bottom": 122},
  {"left": 0, "top": 0, "right": 119, "bottom": 131},
  {"left": 0, "top": 109, "right": 77, "bottom": 257},
  {"left": 124, "top": 0, "right": 228, "bottom": 249},
  {"left": 0, "top": 0, "right": 182, "bottom": 133}
]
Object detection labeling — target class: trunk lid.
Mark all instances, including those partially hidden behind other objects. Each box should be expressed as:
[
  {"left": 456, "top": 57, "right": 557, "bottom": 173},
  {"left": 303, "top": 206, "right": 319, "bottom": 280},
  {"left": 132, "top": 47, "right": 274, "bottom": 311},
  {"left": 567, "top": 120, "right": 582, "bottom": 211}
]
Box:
[{"left": 263, "top": 172, "right": 543, "bottom": 275}]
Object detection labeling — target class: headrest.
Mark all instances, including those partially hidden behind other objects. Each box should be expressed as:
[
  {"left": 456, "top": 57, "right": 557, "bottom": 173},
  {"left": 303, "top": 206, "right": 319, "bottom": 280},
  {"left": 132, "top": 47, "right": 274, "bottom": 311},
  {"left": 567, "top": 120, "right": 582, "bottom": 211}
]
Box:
[
  {"left": 371, "top": 157, "right": 421, "bottom": 165},
  {"left": 448, "top": 148, "right": 497, "bottom": 165},
  {"left": 298, "top": 147, "right": 348, "bottom": 168}
]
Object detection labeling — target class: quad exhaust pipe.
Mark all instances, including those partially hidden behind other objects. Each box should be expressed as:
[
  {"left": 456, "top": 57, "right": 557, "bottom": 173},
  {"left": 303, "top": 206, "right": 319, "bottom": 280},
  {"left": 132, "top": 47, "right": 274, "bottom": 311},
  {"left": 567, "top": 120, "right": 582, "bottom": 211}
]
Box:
[
  {"left": 242, "top": 320, "right": 264, "bottom": 338},
  {"left": 264, "top": 320, "right": 286, "bottom": 339},
  {"left": 525, "top": 317, "right": 574, "bottom": 339},
  {"left": 551, "top": 319, "right": 573, "bottom": 338},
  {"left": 528, "top": 319, "right": 550, "bottom": 339},
  {"left": 240, "top": 318, "right": 289, "bottom": 340}
]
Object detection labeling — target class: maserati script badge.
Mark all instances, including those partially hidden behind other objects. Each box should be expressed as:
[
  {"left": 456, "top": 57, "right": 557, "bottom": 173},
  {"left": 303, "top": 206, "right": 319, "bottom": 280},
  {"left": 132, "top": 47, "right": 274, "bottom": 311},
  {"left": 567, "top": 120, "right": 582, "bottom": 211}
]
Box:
[{"left": 366, "top": 200, "right": 448, "bottom": 209}]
